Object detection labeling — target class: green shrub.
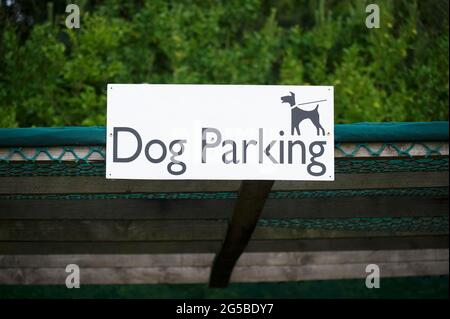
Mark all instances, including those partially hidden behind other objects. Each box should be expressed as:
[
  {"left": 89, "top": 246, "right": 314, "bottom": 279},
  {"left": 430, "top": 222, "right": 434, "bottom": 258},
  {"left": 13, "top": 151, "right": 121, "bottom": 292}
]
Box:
[{"left": 0, "top": 0, "right": 448, "bottom": 127}]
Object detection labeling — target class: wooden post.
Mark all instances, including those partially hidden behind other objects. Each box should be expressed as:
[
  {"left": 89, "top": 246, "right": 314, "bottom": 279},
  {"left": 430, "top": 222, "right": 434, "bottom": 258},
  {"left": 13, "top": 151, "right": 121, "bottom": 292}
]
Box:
[{"left": 209, "top": 180, "right": 274, "bottom": 288}]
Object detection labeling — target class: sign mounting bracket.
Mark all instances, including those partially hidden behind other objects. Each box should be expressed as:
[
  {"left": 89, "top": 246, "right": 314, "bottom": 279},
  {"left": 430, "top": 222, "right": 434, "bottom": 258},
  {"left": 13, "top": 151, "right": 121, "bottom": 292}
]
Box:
[{"left": 209, "top": 180, "right": 274, "bottom": 288}]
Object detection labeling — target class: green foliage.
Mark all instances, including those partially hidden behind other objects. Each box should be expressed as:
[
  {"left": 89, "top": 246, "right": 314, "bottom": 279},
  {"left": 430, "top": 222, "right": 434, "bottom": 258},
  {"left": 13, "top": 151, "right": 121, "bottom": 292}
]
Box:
[{"left": 0, "top": 0, "right": 448, "bottom": 127}]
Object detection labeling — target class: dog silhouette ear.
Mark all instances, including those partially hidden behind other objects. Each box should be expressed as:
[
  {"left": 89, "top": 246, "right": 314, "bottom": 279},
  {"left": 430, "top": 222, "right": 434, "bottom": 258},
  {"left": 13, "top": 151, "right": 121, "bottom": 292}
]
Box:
[{"left": 289, "top": 91, "right": 295, "bottom": 97}]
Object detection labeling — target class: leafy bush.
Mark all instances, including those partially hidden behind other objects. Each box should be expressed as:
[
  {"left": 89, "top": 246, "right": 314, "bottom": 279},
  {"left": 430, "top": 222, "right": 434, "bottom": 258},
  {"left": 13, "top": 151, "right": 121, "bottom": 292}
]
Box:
[{"left": 0, "top": 0, "right": 448, "bottom": 127}]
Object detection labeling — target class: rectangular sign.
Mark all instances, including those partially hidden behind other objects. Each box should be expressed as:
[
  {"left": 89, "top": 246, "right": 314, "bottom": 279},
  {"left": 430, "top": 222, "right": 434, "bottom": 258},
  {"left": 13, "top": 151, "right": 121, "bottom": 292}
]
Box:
[{"left": 106, "top": 84, "right": 334, "bottom": 180}]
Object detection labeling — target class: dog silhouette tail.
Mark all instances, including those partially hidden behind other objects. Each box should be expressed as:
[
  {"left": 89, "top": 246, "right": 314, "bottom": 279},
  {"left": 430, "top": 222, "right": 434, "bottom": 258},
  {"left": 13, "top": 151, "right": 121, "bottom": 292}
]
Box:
[{"left": 314, "top": 104, "right": 319, "bottom": 111}]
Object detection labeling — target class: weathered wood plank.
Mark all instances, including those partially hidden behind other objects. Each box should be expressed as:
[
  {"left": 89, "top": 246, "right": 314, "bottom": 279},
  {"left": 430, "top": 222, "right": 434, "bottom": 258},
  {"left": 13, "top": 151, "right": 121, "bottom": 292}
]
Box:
[
  {"left": 209, "top": 180, "right": 274, "bottom": 288},
  {"left": 0, "top": 220, "right": 446, "bottom": 241},
  {"left": 0, "top": 199, "right": 235, "bottom": 219},
  {"left": 230, "top": 261, "right": 449, "bottom": 283},
  {"left": 0, "top": 254, "right": 216, "bottom": 268},
  {"left": 1, "top": 196, "right": 447, "bottom": 219},
  {"left": 273, "top": 172, "right": 449, "bottom": 191},
  {"left": 1, "top": 261, "right": 447, "bottom": 284},
  {"left": 0, "top": 177, "right": 241, "bottom": 194},
  {"left": 251, "top": 228, "right": 448, "bottom": 240},
  {"left": 0, "top": 172, "right": 448, "bottom": 195},
  {"left": 0, "top": 236, "right": 447, "bottom": 254},
  {"left": 262, "top": 196, "right": 449, "bottom": 218},
  {"left": 0, "top": 241, "right": 222, "bottom": 254},
  {"left": 235, "top": 249, "right": 449, "bottom": 266},
  {"left": 1, "top": 249, "right": 447, "bottom": 268},
  {"left": 0, "top": 220, "right": 228, "bottom": 241},
  {"left": 246, "top": 236, "right": 449, "bottom": 252},
  {"left": 0, "top": 266, "right": 209, "bottom": 284}
]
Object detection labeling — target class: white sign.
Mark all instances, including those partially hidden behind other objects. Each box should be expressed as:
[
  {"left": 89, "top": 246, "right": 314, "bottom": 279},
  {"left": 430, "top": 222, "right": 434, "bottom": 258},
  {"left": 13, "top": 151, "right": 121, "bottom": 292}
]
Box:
[{"left": 106, "top": 84, "right": 334, "bottom": 180}]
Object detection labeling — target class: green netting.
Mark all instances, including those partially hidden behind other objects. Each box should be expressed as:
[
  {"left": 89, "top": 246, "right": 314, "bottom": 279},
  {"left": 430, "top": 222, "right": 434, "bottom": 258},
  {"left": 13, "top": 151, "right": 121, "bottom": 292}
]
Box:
[
  {"left": 258, "top": 216, "right": 449, "bottom": 232},
  {"left": 335, "top": 158, "right": 449, "bottom": 173},
  {"left": 0, "top": 140, "right": 447, "bottom": 176},
  {"left": 0, "top": 146, "right": 106, "bottom": 162},
  {"left": 334, "top": 142, "right": 446, "bottom": 157},
  {"left": 0, "top": 157, "right": 448, "bottom": 177},
  {"left": 0, "top": 192, "right": 237, "bottom": 200},
  {"left": 0, "top": 142, "right": 447, "bottom": 162},
  {"left": 1, "top": 187, "right": 447, "bottom": 201},
  {"left": 0, "top": 192, "right": 238, "bottom": 201},
  {"left": 0, "top": 162, "right": 106, "bottom": 176},
  {"left": 268, "top": 187, "right": 449, "bottom": 199}
]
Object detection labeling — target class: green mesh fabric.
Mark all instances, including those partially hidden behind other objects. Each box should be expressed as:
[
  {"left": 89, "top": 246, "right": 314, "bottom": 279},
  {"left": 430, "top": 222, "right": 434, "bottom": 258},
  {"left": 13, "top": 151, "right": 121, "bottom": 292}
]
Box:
[
  {"left": 0, "top": 142, "right": 447, "bottom": 162},
  {"left": 268, "top": 187, "right": 449, "bottom": 199},
  {"left": 1, "top": 187, "right": 447, "bottom": 201},
  {"left": 0, "top": 156, "right": 448, "bottom": 177},
  {"left": 334, "top": 142, "right": 446, "bottom": 157},
  {"left": 258, "top": 216, "right": 449, "bottom": 232},
  {"left": 0, "top": 139, "right": 448, "bottom": 235},
  {"left": 0, "top": 142, "right": 448, "bottom": 176},
  {"left": 0, "top": 146, "right": 105, "bottom": 161},
  {"left": 335, "top": 158, "right": 449, "bottom": 174},
  {"left": 0, "top": 192, "right": 239, "bottom": 201},
  {"left": 0, "top": 162, "right": 106, "bottom": 176}
]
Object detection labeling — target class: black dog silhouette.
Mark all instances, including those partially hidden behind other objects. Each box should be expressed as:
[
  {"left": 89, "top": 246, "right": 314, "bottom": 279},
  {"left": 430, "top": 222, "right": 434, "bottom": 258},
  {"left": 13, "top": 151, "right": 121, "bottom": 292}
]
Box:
[{"left": 281, "top": 92, "right": 325, "bottom": 136}]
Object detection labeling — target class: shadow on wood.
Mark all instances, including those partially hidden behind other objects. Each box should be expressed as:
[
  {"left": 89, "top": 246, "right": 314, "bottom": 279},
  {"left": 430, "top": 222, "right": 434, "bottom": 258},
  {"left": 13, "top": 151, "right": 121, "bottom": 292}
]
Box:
[{"left": 209, "top": 180, "right": 274, "bottom": 288}]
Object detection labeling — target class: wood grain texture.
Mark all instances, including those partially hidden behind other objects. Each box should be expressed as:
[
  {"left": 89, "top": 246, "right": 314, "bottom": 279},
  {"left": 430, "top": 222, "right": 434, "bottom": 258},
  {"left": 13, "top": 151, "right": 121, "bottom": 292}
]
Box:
[
  {"left": 262, "top": 196, "right": 449, "bottom": 218},
  {"left": 0, "top": 220, "right": 445, "bottom": 242},
  {"left": 0, "top": 199, "right": 235, "bottom": 219},
  {"left": 0, "top": 171, "right": 448, "bottom": 195},
  {"left": 0, "top": 261, "right": 447, "bottom": 284},
  {"left": 1, "top": 196, "right": 447, "bottom": 219},
  {"left": 0, "top": 236, "right": 447, "bottom": 254},
  {"left": 1, "top": 249, "right": 447, "bottom": 267},
  {"left": 230, "top": 261, "right": 449, "bottom": 283},
  {"left": 0, "top": 220, "right": 228, "bottom": 241},
  {"left": 245, "top": 236, "right": 450, "bottom": 252},
  {"left": 273, "top": 172, "right": 449, "bottom": 191},
  {"left": 0, "top": 177, "right": 241, "bottom": 194},
  {"left": 0, "top": 241, "right": 222, "bottom": 254}
]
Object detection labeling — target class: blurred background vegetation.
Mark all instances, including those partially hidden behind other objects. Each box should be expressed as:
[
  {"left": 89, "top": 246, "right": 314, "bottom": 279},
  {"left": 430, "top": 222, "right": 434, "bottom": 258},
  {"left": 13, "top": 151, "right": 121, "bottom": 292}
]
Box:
[{"left": 0, "top": 0, "right": 448, "bottom": 127}]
